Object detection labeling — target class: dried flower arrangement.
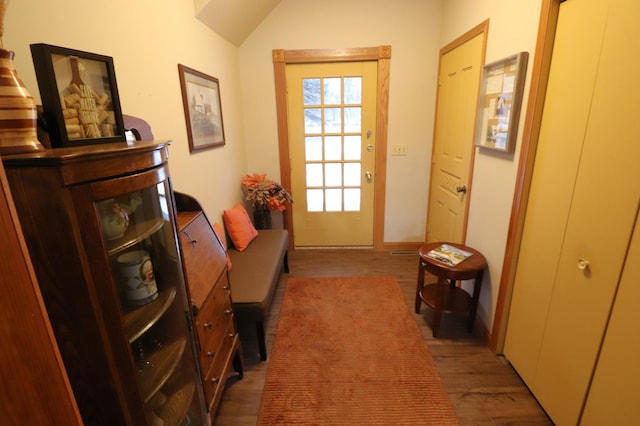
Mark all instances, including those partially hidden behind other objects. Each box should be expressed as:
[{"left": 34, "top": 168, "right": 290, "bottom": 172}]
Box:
[{"left": 241, "top": 173, "right": 293, "bottom": 211}]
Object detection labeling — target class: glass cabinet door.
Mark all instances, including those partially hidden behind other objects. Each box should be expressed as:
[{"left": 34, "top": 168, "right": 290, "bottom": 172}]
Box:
[{"left": 96, "top": 179, "right": 205, "bottom": 425}]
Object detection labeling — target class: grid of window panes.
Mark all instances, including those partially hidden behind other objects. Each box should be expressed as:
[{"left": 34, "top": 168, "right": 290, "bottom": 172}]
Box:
[{"left": 303, "top": 76, "right": 363, "bottom": 212}]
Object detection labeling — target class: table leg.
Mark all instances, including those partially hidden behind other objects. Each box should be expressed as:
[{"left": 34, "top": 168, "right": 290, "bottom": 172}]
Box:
[
  {"left": 415, "top": 260, "right": 425, "bottom": 313},
  {"left": 467, "top": 270, "right": 484, "bottom": 333},
  {"left": 432, "top": 276, "right": 448, "bottom": 338}
]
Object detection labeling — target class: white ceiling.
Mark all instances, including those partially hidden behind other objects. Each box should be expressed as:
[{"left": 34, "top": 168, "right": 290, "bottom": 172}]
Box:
[{"left": 194, "top": 0, "right": 282, "bottom": 46}]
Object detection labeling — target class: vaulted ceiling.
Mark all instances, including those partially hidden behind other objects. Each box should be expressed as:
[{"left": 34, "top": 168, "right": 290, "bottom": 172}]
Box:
[{"left": 194, "top": 0, "right": 282, "bottom": 46}]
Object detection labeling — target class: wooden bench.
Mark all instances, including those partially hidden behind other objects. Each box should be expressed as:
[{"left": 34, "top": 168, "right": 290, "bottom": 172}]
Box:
[{"left": 228, "top": 229, "right": 289, "bottom": 361}]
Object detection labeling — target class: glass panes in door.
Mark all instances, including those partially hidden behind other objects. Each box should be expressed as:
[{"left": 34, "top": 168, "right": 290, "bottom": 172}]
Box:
[{"left": 302, "top": 76, "right": 363, "bottom": 213}]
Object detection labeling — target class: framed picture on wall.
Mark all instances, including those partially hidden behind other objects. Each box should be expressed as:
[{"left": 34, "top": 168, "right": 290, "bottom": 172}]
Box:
[
  {"left": 474, "top": 52, "right": 529, "bottom": 153},
  {"left": 178, "top": 64, "right": 226, "bottom": 153},
  {"left": 30, "top": 43, "right": 126, "bottom": 148}
]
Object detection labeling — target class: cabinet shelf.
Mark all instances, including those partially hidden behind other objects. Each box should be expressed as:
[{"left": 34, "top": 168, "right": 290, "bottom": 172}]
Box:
[
  {"left": 106, "top": 217, "right": 164, "bottom": 256},
  {"left": 124, "top": 287, "right": 177, "bottom": 343},
  {"left": 139, "top": 336, "right": 187, "bottom": 403},
  {"left": 156, "top": 373, "right": 196, "bottom": 425}
]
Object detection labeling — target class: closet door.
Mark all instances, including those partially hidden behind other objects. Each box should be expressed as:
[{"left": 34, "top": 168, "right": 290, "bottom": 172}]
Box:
[
  {"left": 581, "top": 206, "right": 640, "bottom": 424},
  {"left": 503, "top": 0, "right": 607, "bottom": 384},
  {"left": 505, "top": 0, "right": 640, "bottom": 424}
]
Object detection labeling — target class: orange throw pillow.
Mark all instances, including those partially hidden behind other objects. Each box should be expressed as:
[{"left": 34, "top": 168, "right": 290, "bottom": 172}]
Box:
[
  {"left": 212, "top": 222, "right": 233, "bottom": 271},
  {"left": 223, "top": 204, "right": 258, "bottom": 252}
]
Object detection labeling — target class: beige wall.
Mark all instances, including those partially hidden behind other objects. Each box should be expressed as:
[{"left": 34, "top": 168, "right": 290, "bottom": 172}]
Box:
[
  {"left": 440, "top": 0, "right": 542, "bottom": 329},
  {"left": 5, "top": 0, "right": 543, "bottom": 333},
  {"left": 238, "top": 0, "right": 443, "bottom": 243},
  {"left": 4, "top": 0, "right": 246, "bottom": 226},
  {"left": 239, "top": 0, "right": 543, "bottom": 330}
]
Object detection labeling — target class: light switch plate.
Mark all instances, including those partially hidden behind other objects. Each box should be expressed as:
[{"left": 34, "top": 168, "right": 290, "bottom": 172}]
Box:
[{"left": 391, "top": 144, "right": 408, "bottom": 156}]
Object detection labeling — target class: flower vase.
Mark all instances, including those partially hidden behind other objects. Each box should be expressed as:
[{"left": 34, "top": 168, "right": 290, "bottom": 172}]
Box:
[
  {"left": 253, "top": 207, "right": 272, "bottom": 230},
  {"left": 0, "top": 49, "right": 44, "bottom": 155}
]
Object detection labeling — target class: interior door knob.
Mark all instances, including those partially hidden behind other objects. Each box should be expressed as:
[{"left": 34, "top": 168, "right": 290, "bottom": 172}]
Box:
[
  {"left": 577, "top": 258, "right": 590, "bottom": 270},
  {"left": 456, "top": 185, "right": 467, "bottom": 194},
  {"left": 365, "top": 171, "right": 372, "bottom": 182}
]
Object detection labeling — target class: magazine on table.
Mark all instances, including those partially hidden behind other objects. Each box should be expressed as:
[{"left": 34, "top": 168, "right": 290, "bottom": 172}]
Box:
[{"left": 425, "top": 244, "right": 473, "bottom": 266}]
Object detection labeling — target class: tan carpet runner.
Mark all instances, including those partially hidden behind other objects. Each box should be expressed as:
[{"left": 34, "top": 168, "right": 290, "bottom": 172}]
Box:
[{"left": 257, "top": 276, "right": 459, "bottom": 425}]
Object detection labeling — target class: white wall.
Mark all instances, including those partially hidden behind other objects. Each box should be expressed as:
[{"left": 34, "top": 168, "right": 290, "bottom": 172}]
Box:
[
  {"left": 439, "top": 0, "right": 542, "bottom": 329},
  {"left": 3, "top": 0, "right": 246, "bottom": 226},
  {"left": 238, "top": 0, "right": 442, "bottom": 243}
]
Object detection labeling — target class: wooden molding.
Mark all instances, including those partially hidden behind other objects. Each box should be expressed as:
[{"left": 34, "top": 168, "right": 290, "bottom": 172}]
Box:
[
  {"left": 276, "top": 46, "right": 392, "bottom": 64},
  {"left": 381, "top": 241, "right": 423, "bottom": 252},
  {"left": 490, "top": 0, "right": 561, "bottom": 353},
  {"left": 441, "top": 19, "right": 490, "bottom": 55},
  {"left": 272, "top": 49, "right": 285, "bottom": 63}
]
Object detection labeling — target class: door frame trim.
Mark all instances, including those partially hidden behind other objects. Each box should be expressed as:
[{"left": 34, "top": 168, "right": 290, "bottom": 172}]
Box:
[
  {"left": 490, "top": 0, "right": 562, "bottom": 352},
  {"left": 273, "top": 46, "right": 391, "bottom": 250}
]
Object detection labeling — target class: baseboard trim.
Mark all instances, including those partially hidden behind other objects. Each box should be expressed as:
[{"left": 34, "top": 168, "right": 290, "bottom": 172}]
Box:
[{"left": 382, "top": 241, "right": 423, "bottom": 252}]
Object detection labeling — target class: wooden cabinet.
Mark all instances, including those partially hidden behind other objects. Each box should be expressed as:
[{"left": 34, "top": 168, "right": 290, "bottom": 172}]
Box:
[
  {"left": 0, "top": 159, "right": 82, "bottom": 425},
  {"left": 2, "top": 141, "right": 207, "bottom": 425},
  {"left": 176, "top": 193, "right": 243, "bottom": 421},
  {"left": 504, "top": 0, "right": 640, "bottom": 424}
]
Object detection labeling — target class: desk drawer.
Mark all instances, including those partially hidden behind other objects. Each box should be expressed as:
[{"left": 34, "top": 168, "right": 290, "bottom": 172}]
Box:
[
  {"left": 202, "top": 318, "right": 237, "bottom": 405},
  {"left": 195, "top": 275, "right": 231, "bottom": 346},
  {"left": 198, "top": 303, "right": 235, "bottom": 371}
]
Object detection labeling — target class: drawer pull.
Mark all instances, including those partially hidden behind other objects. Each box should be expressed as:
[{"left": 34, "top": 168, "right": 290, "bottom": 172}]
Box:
[
  {"left": 228, "top": 332, "right": 236, "bottom": 338},
  {"left": 203, "top": 322, "right": 213, "bottom": 329},
  {"left": 225, "top": 308, "right": 233, "bottom": 315},
  {"left": 223, "top": 284, "right": 230, "bottom": 291},
  {"left": 207, "top": 351, "right": 215, "bottom": 358},
  {"left": 184, "top": 230, "right": 198, "bottom": 245},
  {"left": 209, "top": 377, "right": 219, "bottom": 384}
]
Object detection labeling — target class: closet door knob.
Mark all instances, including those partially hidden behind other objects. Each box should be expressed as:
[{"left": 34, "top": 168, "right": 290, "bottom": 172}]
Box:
[{"left": 577, "top": 258, "right": 590, "bottom": 270}]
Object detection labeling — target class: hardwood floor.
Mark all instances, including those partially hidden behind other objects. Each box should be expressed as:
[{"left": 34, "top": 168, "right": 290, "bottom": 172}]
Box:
[{"left": 214, "top": 249, "right": 552, "bottom": 425}]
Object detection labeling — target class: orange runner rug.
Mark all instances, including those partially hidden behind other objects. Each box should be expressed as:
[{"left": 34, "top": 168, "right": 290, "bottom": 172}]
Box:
[{"left": 257, "top": 276, "right": 459, "bottom": 425}]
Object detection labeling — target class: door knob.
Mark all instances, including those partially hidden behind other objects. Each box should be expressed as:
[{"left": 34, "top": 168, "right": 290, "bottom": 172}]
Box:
[
  {"left": 456, "top": 185, "right": 467, "bottom": 194},
  {"left": 577, "top": 258, "right": 590, "bottom": 270},
  {"left": 365, "top": 171, "right": 372, "bottom": 182}
]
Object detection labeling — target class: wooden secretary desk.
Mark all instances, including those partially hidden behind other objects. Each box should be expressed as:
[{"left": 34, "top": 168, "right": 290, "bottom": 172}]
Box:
[{"left": 175, "top": 192, "right": 244, "bottom": 422}]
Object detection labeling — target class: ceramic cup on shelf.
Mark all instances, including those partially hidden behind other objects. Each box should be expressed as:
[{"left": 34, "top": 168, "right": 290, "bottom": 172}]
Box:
[
  {"left": 116, "top": 250, "right": 159, "bottom": 306},
  {"left": 98, "top": 199, "right": 130, "bottom": 240}
]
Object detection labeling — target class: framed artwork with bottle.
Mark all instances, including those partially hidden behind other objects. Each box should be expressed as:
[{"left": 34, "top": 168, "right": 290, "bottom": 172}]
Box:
[{"left": 30, "top": 43, "right": 126, "bottom": 148}]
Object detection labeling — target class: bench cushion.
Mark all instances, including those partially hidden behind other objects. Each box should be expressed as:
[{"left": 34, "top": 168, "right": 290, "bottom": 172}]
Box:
[{"left": 229, "top": 229, "right": 288, "bottom": 324}]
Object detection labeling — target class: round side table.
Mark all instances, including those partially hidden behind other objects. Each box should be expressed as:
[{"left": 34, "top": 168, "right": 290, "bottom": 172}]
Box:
[{"left": 415, "top": 242, "right": 487, "bottom": 337}]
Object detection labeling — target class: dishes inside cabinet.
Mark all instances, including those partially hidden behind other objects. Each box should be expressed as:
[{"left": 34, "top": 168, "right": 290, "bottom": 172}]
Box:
[
  {"left": 97, "top": 195, "right": 142, "bottom": 241},
  {"left": 96, "top": 181, "right": 204, "bottom": 425}
]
